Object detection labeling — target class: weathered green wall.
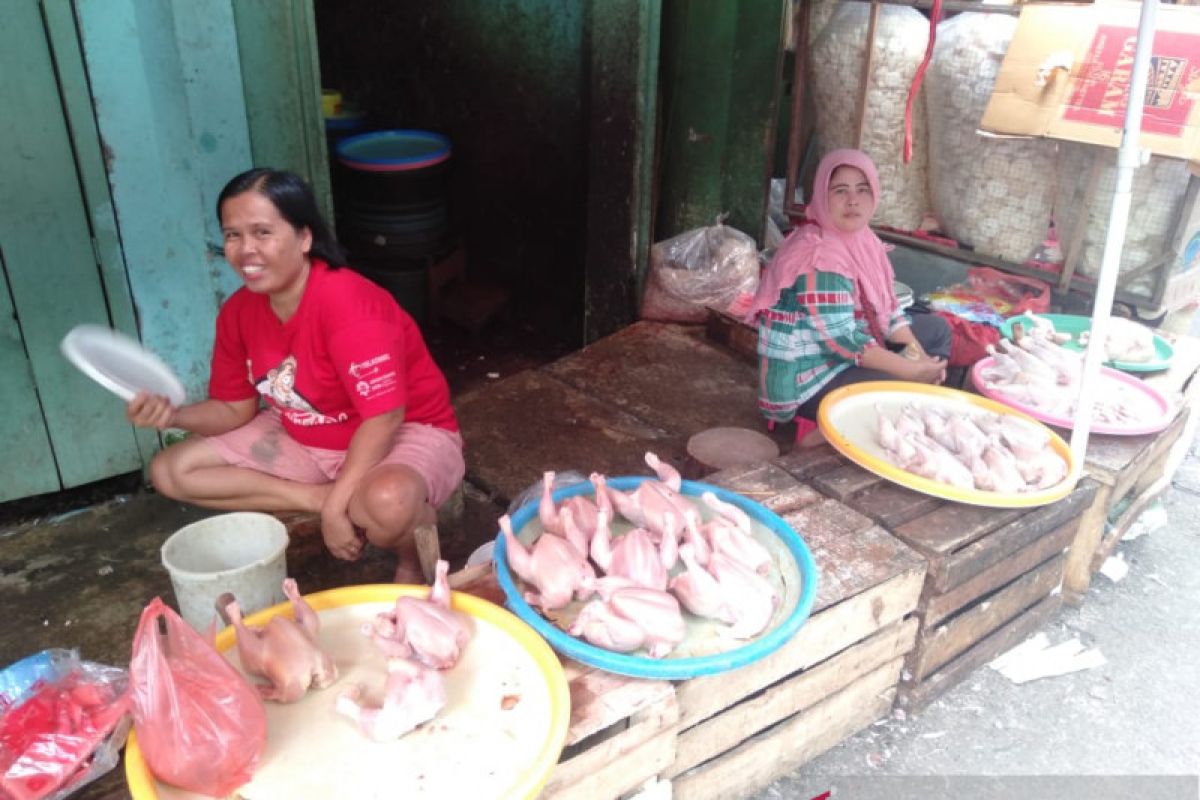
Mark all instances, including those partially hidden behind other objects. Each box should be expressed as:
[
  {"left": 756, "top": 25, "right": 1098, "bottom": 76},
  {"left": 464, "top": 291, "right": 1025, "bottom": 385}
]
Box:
[{"left": 657, "top": 0, "right": 788, "bottom": 244}]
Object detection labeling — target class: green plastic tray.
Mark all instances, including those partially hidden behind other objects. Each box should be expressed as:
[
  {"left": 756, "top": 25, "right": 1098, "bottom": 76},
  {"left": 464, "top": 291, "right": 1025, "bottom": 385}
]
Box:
[{"left": 999, "top": 313, "right": 1173, "bottom": 373}]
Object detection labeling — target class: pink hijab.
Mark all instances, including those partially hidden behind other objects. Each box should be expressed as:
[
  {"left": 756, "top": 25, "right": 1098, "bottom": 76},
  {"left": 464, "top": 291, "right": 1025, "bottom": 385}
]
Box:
[{"left": 746, "top": 149, "right": 899, "bottom": 341}]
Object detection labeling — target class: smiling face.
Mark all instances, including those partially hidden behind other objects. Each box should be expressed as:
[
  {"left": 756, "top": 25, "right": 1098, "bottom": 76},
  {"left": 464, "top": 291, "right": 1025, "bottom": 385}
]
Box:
[
  {"left": 826, "top": 165, "right": 875, "bottom": 234},
  {"left": 220, "top": 190, "right": 313, "bottom": 314}
]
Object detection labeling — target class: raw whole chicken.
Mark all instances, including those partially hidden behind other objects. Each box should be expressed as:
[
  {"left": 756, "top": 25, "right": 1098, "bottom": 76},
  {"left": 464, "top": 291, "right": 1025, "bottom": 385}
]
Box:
[
  {"left": 699, "top": 493, "right": 772, "bottom": 576},
  {"left": 875, "top": 404, "right": 1069, "bottom": 495},
  {"left": 336, "top": 658, "right": 446, "bottom": 742},
  {"left": 363, "top": 560, "right": 471, "bottom": 669},
  {"left": 706, "top": 551, "right": 779, "bottom": 639},
  {"left": 669, "top": 544, "right": 738, "bottom": 626},
  {"left": 222, "top": 578, "right": 338, "bottom": 703},
  {"left": 569, "top": 585, "right": 687, "bottom": 658},
  {"left": 538, "top": 471, "right": 599, "bottom": 552},
  {"left": 502, "top": 513, "right": 596, "bottom": 611},
  {"left": 590, "top": 509, "right": 675, "bottom": 590},
  {"left": 604, "top": 452, "right": 694, "bottom": 540}
]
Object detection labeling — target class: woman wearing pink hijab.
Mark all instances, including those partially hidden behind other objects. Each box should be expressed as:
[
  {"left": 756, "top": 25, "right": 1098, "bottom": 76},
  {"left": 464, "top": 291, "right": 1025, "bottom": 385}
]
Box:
[{"left": 745, "top": 149, "right": 950, "bottom": 447}]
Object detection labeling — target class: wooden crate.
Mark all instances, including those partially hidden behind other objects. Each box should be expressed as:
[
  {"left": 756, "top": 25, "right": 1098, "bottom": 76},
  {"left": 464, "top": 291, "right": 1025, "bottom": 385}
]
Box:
[
  {"left": 1063, "top": 331, "right": 1200, "bottom": 602},
  {"left": 664, "top": 463, "right": 926, "bottom": 799},
  {"left": 777, "top": 445, "right": 1099, "bottom": 712},
  {"left": 450, "top": 462, "right": 926, "bottom": 800}
]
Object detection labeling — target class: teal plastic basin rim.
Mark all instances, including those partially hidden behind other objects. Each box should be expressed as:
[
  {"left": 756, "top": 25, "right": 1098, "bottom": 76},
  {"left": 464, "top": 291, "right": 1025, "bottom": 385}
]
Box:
[{"left": 494, "top": 476, "right": 820, "bottom": 680}]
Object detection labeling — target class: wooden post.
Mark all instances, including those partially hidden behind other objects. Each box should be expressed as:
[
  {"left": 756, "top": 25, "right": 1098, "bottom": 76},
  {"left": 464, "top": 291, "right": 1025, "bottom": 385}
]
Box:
[{"left": 855, "top": 2, "right": 881, "bottom": 151}]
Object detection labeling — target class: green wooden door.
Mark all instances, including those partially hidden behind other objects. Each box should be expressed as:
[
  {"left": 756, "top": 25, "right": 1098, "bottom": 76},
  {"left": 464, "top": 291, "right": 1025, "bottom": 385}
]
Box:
[{"left": 0, "top": 0, "right": 147, "bottom": 501}]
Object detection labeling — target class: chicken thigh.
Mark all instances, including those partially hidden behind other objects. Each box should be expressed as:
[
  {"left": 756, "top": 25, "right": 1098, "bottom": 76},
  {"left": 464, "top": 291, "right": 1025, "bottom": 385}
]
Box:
[{"left": 223, "top": 578, "right": 337, "bottom": 703}]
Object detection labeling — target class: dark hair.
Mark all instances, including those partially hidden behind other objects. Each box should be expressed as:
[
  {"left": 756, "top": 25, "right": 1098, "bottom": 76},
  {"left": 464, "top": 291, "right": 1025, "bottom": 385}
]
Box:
[{"left": 217, "top": 168, "right": 348, "bottom": 267}]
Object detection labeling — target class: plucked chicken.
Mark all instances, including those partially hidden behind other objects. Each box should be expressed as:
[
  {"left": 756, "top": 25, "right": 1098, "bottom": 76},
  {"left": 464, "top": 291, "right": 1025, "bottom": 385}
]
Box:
[
  {"left": 569, "top": 584, "right": 687, "bottom": 658},
  {"left": 222, "top": 578, "right": 337, "bottom": 703},
  {"left": 336, "top": 658, "right": 446, "bottom": 742},
  {"left": 502, "top": 513, "right": 596, "bottom": 610},
  {"left": 363, "top": 560, "right": 471, "bottom": 669},
  {"left": 590, "top": 509, "right": 675, "bottom": 590}
]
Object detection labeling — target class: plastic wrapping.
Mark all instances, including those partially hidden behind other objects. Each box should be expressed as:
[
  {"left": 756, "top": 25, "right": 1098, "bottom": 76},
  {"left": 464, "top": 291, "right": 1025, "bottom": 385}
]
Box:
[
  {"left": 925, "top": 267, "right": 1051, "bottom": 326},
  {"left": 508, "top": 471, "right": 590, "bottom": 516},
  {"left": 925, "top": 13, "right": 1058, "bottom": 262},
  {"left": 810, "top": 3, "right": 932, "bottom": 231},
  {"left": 1056, "top": 145, "right": 1193, "bottom": 298},
  {"left": 0, "top": 649, "right": 130, "bottom": 800},
  {"left": 129, "top": 597, "right": 267, "bottom": 797},
  {"left": 640, "top": 222, "right": 760, "bottom": 323}
]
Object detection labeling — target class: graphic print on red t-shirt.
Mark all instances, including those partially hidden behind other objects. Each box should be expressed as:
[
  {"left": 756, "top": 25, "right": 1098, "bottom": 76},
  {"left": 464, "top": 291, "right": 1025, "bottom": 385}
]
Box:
[{"left": 252, "top": 353, "right": 348, "bottom": 428}]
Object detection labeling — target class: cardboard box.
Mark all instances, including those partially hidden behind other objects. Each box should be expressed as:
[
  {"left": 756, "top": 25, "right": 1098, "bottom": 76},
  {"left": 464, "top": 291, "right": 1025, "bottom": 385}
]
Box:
[{"left": 981, "top": 2, "right": 1200, "bottom": 161}]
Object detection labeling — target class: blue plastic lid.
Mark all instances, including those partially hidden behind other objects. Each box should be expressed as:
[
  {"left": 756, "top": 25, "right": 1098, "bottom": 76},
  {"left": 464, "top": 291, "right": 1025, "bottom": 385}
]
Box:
[
  {"left": 336, "top": 130, "right": 452, "bottom": 172},
  {"left": 324, "top": 111, "right": 368, "bottom": 132}
]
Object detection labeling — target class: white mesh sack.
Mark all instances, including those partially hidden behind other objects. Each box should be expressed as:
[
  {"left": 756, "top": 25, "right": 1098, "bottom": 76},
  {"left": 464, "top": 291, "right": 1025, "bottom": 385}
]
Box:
[
  {"left": 810, "top": 3, "right": 932, "bottom": 231},
  {"left": 926, "top": 13, "right": 1058, "bottom": 263},
  {"left": 1057, "top": 144, "right": 1191, "bottom": 297},
  {"left": 807, "top": 0, "right": 841, "bottom": 45}
]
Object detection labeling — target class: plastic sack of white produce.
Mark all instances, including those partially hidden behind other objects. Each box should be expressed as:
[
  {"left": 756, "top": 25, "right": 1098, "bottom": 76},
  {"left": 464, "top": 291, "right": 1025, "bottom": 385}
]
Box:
[
  {"left": 640, "top": 221, "right": 761, "bottom": 323},
  {"left": 925, "top": 13, "right": 1058, "bottom": 263},
  {"left": 1057, "top": 145, "right": 1193, "bottom": 298},
  {"left": 810, "top": 3, "right": 932, "bottom": 231}
]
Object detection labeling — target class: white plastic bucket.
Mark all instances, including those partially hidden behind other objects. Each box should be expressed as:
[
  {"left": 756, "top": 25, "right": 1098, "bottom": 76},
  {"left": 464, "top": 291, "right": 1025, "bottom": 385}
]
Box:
[{"left": 160, "top": 512, "right": 289, "bottom": 631}]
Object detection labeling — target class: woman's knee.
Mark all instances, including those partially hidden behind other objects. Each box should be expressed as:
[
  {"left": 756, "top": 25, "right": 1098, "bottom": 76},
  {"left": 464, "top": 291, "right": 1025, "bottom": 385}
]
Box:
[
  {"left": 149, "top": 448, "right": 183, "bottom": 499},
  {"left": 356, "top": 469, "right": 428, "bottom": 537}
]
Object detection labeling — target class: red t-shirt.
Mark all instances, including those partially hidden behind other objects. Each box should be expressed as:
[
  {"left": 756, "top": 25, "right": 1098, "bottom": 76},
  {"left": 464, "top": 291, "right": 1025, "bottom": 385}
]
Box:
[{"left": 208, "top": 260, "right": 458, "bottom": 450}]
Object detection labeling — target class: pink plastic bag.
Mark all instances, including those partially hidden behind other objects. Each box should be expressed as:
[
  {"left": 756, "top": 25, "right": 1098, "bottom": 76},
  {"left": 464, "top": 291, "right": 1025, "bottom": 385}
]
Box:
[{"left": 129, "top": 598, "right": 266, "bottom": 796}]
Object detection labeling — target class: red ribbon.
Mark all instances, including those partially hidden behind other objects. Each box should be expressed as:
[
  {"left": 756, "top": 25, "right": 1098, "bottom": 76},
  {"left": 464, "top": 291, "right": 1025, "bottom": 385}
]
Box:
[{"left": 904, "top": 0, "right": 943, "bottom": 163}]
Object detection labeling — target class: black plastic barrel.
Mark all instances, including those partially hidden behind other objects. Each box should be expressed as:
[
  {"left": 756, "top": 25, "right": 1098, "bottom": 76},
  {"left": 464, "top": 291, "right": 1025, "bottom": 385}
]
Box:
[{"left": 334, "top": 130, "right": 454, "bottom": 323}]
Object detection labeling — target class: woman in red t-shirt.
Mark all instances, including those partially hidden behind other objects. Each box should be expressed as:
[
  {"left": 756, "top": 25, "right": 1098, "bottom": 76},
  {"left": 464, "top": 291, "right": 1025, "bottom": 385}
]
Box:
[{"left": 127, "top": 169, "right": 464, "bottom": 582}]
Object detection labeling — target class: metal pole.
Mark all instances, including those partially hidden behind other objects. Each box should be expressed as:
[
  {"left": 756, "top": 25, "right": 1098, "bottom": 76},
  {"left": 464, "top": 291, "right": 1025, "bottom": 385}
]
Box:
[{"left": 1069, "top": 0, "right": 1158, "bottom": 471}]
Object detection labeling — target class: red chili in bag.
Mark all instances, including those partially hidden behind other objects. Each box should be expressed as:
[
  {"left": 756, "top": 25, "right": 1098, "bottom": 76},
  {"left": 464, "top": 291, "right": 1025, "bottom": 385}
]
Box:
[{"left": 129, "top": 598, "right": 266, "bottom": 796}]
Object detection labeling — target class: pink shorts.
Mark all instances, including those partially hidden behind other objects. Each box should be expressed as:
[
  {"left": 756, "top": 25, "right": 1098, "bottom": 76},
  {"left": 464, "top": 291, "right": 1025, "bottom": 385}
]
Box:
[{"left": 202, "top": 411, "right": 465, "bottom": 508}]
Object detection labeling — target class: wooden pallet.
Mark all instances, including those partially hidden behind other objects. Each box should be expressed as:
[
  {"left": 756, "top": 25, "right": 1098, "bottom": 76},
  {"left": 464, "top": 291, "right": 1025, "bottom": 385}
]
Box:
[
  {"left": 778, "top": 444, "right": 1099, "bottom": 711},
  {"left": 450, "top": 462, "right": 926, "bottom": 799},
  {"left": 1063, "top": 331, "right": 1200, "bottom": 603},
  {"left": 662, "top": 463, "right": 926, "bottom": 798}
]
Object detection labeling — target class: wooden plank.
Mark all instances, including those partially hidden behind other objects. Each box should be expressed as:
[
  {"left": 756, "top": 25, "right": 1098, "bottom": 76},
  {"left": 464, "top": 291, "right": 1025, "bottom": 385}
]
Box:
[
  {"left": 675, "top": 564, "right": 924, "bottom": 729},
  {"left": 703, "top": 462, "right": 823, "bottom": 515},
  {"left": 0, "top": 0, "right": 145, "bottom": 490},
  {"left": 774, "top": 444, "right": 847, "bottom": 482},
  {"left": 542, "top": 322, "right": 767, "bottom": 437},
  {"left": 810, "top": 462, "right": 884, "bottom": 502},
  {"left": 454, "top": 369, "right": 683, "bottom": 502},
  {"left": 893, "top": 504, "right": 1025, "bottom": 556},
  {"left": 779, "top": 502, "right": 921, "bottom": 613},
  {"left": 1108, "top": 408, "right": 1189, "bottom": 503},
  {"left": 672, "top": 660, "right": 901, "bottom": 800},
  {"left": 1062, "top": 482, "right": 1114, "bottom": 605},
  {"left": 1083, "top": 406, "right": 1189, "bottom": 488},
  {"left": 545, "top": 693, "right": 679, "bottom": 800},
  {"left": 1092, "top": 470, "right": 1174, "bottom": 572},
  {"left": 668, "top": 617, "right": 917, "bottom": 777},
  {"left": 41, "top": 0, "right": 159, "bottom": 466},
  {"left": 911, "top": 554, "right": 1065, "bottom": 681},
  {"left": 76, "top": 0, "right": 243, "bottom": 400},
  {"left": 923, "top": 520, "right": 1077, "bottom": 627},
  {"left": 897, "top": 593, "right": 1062, "bottom": 713},
  {"left": 232, "top": 0, "right": 332, "bottom": 215},
  {"left": 705, "top": 308, "right": 756, "bottom": 366},
  {"left": 564, "top": 666, "right": 675, "bottom": 746},
  {"left": 850, "top": 480, "right": 946, "bottom": 529},
  {"left": 930, "top": 480, "right": 1096, "bottom": 592}
]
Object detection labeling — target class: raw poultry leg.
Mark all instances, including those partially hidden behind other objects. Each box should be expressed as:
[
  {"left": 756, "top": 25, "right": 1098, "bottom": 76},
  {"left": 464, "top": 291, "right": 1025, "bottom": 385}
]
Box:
[{"left": 644, "top": 452, "right": 682, "bottom": 492}]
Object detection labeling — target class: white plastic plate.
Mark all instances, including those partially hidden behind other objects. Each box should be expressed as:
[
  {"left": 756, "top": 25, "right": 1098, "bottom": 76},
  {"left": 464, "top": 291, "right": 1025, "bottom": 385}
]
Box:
[{"left": 60, "top": 324, "right": 186, "bottom": 406}]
